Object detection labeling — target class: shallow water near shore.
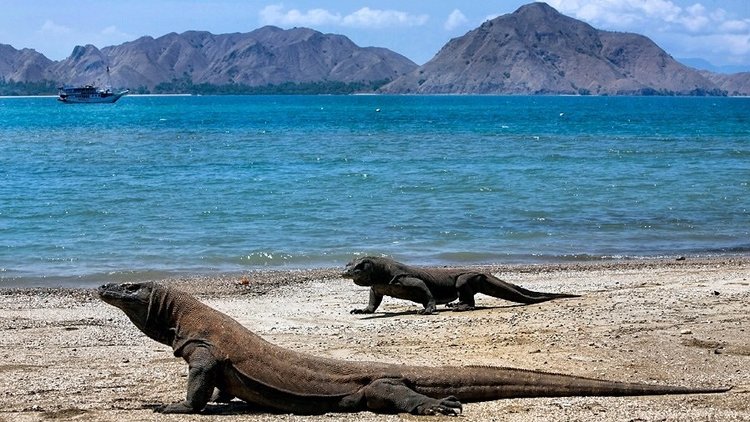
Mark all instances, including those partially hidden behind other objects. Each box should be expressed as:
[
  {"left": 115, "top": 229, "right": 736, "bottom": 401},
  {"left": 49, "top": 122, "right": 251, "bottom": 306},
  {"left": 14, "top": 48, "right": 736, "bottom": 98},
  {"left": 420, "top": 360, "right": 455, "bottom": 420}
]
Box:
[{"left": 1, "top": 95, "right": 749, "bottom": 286}]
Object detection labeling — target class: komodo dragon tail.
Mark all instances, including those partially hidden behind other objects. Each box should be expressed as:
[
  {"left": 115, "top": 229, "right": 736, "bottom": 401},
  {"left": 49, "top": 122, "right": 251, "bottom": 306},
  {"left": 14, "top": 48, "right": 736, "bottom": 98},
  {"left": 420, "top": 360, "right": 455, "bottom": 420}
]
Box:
[
  {"left": 483, "top": 275, "right": 580, "bottom": 304},
  {"left": 410, "top": 366, "right": 730, "bottom": 402}
]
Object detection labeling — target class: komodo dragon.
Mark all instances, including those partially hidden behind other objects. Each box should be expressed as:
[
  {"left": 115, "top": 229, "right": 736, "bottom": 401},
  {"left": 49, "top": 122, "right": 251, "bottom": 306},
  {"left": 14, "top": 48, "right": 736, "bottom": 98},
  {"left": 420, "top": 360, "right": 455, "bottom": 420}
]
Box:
[
  {"left": 344, "top": 256, "right": 579, "bottom": 314},
  {"left": 99, "top": 282, "right": 729, "bottom": 415}
]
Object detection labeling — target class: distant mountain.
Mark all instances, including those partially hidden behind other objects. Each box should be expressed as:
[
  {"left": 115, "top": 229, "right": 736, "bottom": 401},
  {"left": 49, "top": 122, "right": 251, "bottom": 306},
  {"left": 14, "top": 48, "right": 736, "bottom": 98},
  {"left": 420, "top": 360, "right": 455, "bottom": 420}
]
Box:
[
  {"left": 679, "top": 58, "right": 750, "bottom": 74},
  {"left": 0, "top": 44, "right": 53, "bottom": 82},
  {"left": 382, "top": 2, "right": 725, "bottom": 95},
  {"left": 1, "top": 27, "right": 417, "bottom": 92},
  {"left": 98, "top": 27, "right": 416, "bottom": 90}
]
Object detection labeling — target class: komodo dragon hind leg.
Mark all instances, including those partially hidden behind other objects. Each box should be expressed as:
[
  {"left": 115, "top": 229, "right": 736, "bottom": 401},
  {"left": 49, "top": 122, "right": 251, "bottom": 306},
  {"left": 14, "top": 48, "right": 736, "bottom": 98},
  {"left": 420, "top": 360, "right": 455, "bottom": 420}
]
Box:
[
  {"left": 211, "top": 388, "right": 235, "bottom": 403},
  {"left": 359, "top": 378, "right": 462, "bottom": 415},
  {"left": 449, "top": 274, "right": 479, "bottom": 311}
]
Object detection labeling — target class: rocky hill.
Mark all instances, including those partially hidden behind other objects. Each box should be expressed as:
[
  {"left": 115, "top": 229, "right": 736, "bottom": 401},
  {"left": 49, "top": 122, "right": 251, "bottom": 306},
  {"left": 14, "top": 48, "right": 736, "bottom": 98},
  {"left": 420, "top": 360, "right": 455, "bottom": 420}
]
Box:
[
  {"left": 701, "top": 71, "right": 750, "bottom": 96},
  {"left": 0, "top": 44, "right": 54, "bottom": 82},
  {"left": 2, "top": 26, "right": 417, "bottom": 92},
  {"left": 381, "top": 2, "right": 725, "bottom": 95}
]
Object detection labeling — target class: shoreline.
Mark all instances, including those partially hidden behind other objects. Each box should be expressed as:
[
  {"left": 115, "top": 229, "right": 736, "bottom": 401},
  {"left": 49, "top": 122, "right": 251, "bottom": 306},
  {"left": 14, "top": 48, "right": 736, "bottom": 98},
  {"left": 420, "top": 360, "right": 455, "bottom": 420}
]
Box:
[
  {"left": 1, "top": 257, "right": 748, "bottom": 421},
  {"left": 2, "top": 254, "right": 749, "bottom": 292},
  {"left": 3, "top": 253, "right": 750, "bottom": 290}
]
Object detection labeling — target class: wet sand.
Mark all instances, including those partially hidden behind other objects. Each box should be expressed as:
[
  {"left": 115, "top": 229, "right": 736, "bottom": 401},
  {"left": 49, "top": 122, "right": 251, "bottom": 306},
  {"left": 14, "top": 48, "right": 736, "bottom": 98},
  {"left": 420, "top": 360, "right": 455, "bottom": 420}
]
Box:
[{"left": 1, "top": 258, "right": 748, "bottom": 421}]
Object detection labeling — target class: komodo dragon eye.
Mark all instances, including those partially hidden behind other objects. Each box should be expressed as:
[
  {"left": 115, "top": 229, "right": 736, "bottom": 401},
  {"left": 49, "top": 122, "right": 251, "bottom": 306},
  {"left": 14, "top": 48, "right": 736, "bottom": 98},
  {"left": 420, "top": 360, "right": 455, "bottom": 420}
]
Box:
[
  {"left": 123, "top": 283, "right": 152, "bottom": 298},
  {"left": 356, "top": 261, "right": 372, "bottom": 272}
]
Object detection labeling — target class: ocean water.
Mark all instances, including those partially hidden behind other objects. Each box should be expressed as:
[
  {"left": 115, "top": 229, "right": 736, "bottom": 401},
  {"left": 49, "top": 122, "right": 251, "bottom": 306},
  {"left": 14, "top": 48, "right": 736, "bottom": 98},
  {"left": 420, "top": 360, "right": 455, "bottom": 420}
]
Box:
[{"left": 1, "top": 95, "right": 748, "bottom": 287}]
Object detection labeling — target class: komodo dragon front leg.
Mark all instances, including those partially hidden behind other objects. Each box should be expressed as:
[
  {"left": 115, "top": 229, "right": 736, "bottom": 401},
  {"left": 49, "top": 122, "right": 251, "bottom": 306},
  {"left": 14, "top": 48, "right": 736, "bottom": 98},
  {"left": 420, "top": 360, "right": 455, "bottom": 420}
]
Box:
[
  {"left": 350, "top": 288, "right": 384, "bottom": 314},
  {"left": 155, "top": 344, "right": 219, "bottom": 414}
]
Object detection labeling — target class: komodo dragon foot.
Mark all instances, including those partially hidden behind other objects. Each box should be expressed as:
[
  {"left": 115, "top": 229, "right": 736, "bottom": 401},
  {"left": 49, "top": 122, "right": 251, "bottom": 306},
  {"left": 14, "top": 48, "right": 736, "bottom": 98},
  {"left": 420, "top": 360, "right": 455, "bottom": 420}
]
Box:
[
  {"left": 416, "top": 396, "right": 462, "bottom": 415},
  {"left": 445, "top": 301, "right": 475, "bottom": 311},
  {"left": 153, "top": 401, "right": 196, "bottom": 414}
]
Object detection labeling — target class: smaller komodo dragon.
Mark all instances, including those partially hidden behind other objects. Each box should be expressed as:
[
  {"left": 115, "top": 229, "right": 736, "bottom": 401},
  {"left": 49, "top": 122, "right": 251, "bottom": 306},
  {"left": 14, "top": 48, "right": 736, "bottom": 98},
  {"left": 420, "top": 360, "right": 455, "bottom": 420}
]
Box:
[
  {"left": 99, "top": 282, "right": 729, "bottom": 415},
  {"left": 343, "top": 256, "right": 579, "bottom": 314}
]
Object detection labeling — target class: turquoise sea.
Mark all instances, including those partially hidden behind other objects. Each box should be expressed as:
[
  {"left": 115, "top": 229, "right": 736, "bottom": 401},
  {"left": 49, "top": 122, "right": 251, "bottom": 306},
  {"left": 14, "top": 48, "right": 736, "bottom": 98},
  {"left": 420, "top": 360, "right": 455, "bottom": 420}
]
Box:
[{"left": 1, "top": 95, "right": 748, "bottom": 287}]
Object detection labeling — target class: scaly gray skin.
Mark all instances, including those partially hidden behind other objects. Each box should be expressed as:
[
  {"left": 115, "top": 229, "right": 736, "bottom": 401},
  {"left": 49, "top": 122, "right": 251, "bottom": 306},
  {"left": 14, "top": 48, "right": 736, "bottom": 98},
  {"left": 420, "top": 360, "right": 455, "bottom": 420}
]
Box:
[
  {"left": 343, "top": 256, "right": 580, "bottom": 315},
  {"left": 98, "top": 282, "right": 729, "bottom": 415}
]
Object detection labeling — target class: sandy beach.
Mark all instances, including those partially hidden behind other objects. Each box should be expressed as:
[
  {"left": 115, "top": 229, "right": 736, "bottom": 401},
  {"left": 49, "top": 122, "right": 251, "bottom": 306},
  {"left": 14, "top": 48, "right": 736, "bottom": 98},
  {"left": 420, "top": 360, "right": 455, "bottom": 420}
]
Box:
[{"left": 1, "top": 258, "right": 748, "bottom": 421}]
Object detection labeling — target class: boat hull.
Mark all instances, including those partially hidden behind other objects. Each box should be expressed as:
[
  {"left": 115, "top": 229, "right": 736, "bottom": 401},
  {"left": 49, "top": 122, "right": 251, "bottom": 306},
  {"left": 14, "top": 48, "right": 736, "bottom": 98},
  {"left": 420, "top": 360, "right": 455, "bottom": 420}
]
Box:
[{"left": 58, "top": 90, "right": 128, "bottom": 104}]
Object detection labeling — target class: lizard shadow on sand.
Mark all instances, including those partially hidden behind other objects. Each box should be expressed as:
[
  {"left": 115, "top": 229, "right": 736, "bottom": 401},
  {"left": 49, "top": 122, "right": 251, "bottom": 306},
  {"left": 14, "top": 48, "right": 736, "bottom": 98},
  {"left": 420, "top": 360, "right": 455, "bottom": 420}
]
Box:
[
  {"left": 202, "top": 402, "right": 278, "bottom": 415},
  {"left": 143, "top": 402, "right": 275, "bottom": 415},
  {"left": 356, "top": 304, "right": 527, "bottom": 320}
]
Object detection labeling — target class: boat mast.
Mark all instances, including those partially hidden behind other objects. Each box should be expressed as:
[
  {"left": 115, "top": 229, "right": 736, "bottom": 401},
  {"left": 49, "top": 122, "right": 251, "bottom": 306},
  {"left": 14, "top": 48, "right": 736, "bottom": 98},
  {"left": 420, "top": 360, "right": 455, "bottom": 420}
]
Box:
[{"left": 105, "top": 64, "right": 112, "bottom": 89}]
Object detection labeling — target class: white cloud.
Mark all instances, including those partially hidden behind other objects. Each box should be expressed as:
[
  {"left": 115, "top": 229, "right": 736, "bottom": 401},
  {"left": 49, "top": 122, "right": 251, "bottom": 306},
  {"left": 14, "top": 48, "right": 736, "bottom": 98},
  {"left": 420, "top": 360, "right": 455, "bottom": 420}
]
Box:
[
  {"left": 547, "top": 0, "right": 744, "bottom": 34},
  {"left": 725, "top": 34, "right": 750, "bottom": 56},
  {"left": 97, "top": 25, "right": 133, "bottom": 48},
  {"left": 720, "top": 19, "right": 749, "bottom": 34},
  {"left": 677, "top": 4, "right": 710, "bottom": 32},
  {"left": 33, "top": 20, "right": 134, "bottom": 59},
  {"left": 35, "top": 20, "right": 77, "bottom": 58},
  {"left": 546, "top": 0, "right": 750, "bottom": 66},
  {"left": 342, "top": 7, "right": 428, "bottom": 28},
  {"left": 260, "top": 4, "right": 428, "bottom": 29},
  {"left": 550, "top": 0, "right": 680, "bottom": 28},
  {"left": 444, "top": 9, "right": 468, "bottom": 31},
  {"left": 101, "top": 26, "right": 123, "bottom": 36},
  {"left": 260, "top": 5, "right": 341, "bottom": 26},
  {"left": 39, "top": 19, "right": 72, "bottom": 36}
]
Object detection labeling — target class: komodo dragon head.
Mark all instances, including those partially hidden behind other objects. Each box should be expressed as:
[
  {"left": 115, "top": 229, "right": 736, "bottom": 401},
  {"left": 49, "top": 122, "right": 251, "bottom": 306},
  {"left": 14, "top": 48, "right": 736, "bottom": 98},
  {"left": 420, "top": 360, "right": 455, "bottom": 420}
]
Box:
[
  {"left": 98, "top": 282, "right": 175, "bottom": 345},
  {"left": 342, "top": 256, "right": 398, "bottom": 286}
]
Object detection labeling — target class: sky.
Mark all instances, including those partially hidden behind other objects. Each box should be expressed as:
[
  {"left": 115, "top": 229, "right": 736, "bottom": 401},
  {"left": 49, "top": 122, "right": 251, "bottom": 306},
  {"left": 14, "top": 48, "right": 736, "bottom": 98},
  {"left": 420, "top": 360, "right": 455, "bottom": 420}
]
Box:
[{"left": 1, "top": 1, "right": 749, "bottom": 71}]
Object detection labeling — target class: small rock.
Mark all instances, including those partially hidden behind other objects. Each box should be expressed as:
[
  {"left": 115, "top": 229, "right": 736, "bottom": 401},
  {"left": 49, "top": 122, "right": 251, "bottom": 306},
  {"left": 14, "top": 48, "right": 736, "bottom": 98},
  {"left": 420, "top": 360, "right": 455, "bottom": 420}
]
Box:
[{"left": 680, "top": 329, "right": 693, "bottom": 335}]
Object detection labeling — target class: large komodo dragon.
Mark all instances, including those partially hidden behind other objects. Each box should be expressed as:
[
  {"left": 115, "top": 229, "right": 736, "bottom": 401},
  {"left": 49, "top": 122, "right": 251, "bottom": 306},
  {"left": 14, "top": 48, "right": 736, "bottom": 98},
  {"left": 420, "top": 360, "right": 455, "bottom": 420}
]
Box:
[
  {"left": 99, "top": 282, "right": 729, "bottom": 415},
  {"left": 344, "top": 256, "right": 579, "bottom": 314}
]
